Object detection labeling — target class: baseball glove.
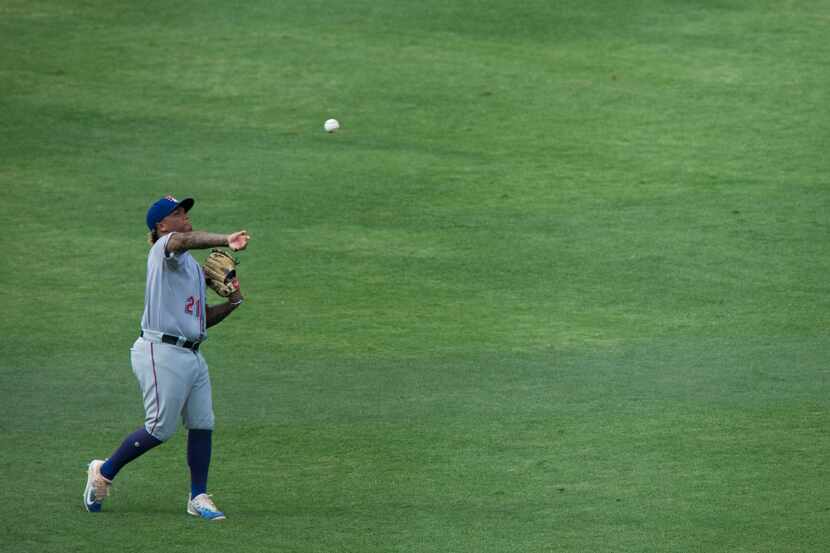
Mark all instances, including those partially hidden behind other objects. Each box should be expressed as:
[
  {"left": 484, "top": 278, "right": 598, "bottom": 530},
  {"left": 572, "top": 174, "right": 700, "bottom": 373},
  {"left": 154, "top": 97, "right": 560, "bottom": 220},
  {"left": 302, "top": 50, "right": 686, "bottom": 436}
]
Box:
[{"left": 203, "top": 249, "right": 240, "bottom": 297}]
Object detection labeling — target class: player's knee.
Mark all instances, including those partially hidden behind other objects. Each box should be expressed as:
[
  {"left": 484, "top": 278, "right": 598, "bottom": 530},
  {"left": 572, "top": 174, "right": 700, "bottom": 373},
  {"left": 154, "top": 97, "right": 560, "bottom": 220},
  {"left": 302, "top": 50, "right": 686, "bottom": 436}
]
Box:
[
  {"left": 185, "top": 411, "right": 214, "bottom": 431},
  {"left": 146, "top": 423, "right": 176, "bottom": 443}
]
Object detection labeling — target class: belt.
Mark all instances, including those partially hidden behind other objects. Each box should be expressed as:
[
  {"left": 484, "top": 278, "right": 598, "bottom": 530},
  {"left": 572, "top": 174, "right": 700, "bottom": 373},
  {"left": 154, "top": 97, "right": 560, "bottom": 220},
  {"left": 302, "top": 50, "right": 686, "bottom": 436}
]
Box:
[{"left": 140, "top": 330, "right": 201, "bottom": 352}]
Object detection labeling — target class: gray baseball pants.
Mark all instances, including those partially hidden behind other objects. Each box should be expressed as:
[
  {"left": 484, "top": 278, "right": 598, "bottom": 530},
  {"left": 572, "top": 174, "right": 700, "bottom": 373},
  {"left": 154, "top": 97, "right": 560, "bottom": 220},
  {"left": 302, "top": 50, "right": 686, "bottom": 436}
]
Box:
[{"left": 130, "top": 336, "right": 215, "bottom": 442}]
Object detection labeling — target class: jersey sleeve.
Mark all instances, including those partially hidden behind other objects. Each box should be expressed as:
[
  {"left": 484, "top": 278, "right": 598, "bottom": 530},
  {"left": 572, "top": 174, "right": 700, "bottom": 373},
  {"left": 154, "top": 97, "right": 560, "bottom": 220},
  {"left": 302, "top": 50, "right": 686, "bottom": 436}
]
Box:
[{"left": 152, "top": 233, "right": 183, "bottom": 270}]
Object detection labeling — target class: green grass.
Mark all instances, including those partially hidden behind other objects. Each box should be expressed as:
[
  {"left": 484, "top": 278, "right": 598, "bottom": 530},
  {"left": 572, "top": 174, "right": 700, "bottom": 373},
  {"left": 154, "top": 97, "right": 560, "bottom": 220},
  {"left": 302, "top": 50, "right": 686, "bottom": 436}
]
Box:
[{"left": 2, "top": 1, "right": 829, "bottom": 551}]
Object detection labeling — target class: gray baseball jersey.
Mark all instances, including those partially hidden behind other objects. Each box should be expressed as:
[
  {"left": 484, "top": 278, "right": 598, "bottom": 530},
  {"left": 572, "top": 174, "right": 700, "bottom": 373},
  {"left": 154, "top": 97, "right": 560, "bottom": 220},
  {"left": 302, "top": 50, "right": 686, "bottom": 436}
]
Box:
[
  {"left": 133, "top": 232, "right": 214, "bottom": 441},
  {"left": 140, "top": 232, "right": 207, "bottom": 342}
]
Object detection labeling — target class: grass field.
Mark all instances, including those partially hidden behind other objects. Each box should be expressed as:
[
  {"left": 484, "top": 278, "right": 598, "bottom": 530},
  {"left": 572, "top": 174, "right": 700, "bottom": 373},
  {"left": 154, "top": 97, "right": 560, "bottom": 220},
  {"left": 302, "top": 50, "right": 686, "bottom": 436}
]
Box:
[{"left": 2, "top": 1, "right": 829, "bottom": 551}]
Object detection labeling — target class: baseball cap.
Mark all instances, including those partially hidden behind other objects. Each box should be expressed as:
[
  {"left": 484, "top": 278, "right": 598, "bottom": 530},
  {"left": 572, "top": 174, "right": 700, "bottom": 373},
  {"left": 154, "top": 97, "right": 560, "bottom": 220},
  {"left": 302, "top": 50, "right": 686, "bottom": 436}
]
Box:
[{"left": 146, "top": 195, "right": 195, "bottom": 230}]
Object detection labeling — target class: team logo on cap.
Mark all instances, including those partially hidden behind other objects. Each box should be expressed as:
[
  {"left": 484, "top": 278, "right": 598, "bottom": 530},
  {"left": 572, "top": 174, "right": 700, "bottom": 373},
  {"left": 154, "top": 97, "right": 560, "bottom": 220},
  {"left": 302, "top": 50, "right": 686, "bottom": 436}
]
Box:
[{"left": 165, "top": 195, "right": 178, "bottom": 202}]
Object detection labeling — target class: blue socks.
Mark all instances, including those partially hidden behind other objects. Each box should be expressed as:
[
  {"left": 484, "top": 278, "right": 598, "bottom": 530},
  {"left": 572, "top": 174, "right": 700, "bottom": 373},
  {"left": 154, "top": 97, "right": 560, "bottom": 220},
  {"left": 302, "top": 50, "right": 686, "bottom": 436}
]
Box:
[
  {"left": 100, "top": 427, "right": 163, "bottom": 480},
  {"left": 187, "top": 429, "right": 212, "bottom": 499},
  {"left": 99, "top": 427, "right": 212, "bottom": 499}
]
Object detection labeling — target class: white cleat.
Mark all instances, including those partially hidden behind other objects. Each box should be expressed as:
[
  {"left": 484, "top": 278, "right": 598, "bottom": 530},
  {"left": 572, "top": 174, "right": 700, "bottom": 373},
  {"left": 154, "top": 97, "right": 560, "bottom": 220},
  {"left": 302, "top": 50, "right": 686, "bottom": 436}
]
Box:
[
  {"left": 187, "top": 493, "right": 226, "bottom": 521},
  {"left": 83, "top": 459, "right": 112, "bottom": 512}
]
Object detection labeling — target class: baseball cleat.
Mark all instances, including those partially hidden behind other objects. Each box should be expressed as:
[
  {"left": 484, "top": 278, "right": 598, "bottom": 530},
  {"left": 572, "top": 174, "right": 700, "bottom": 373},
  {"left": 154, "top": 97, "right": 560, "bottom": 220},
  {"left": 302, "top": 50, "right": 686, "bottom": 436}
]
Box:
[
  {"left": 187, "top": 493, "right": 226, "bottom": 521},
  {"left": 83, "top": 459, "right": 112, "bottom": 512}
]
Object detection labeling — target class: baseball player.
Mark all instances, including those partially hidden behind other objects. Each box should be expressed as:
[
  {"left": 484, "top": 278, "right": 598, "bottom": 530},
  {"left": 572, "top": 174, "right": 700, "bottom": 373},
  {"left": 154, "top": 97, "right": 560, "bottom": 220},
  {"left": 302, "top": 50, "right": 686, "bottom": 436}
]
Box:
[{"left": 83, "top": 195, "right": 250, "bottom": 521}]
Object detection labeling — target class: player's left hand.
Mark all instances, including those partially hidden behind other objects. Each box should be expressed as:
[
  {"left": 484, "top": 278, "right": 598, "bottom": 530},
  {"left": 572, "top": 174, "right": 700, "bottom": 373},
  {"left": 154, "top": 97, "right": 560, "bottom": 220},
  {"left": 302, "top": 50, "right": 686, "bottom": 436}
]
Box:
[
  {"left": 228, "top": 230, "right": 250, "bottom": 251},
  {"left": 203, "top": 249, "right": 240, "bottom": 298}
]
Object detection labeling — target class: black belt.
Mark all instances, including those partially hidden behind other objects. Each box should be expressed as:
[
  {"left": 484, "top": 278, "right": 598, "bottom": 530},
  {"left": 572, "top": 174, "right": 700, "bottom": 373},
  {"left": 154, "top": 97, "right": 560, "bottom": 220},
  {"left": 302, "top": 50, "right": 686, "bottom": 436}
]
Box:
[{"left": 140, "top": 331, "right": 201, "bottom": 352}]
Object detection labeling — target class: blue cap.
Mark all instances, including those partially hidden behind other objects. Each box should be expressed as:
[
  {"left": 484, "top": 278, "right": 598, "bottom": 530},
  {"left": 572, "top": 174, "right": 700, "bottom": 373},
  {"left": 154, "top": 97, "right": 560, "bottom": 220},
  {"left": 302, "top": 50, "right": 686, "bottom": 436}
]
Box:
[{"left": 146, "top": 195, "right": 195, "bottom": 230}]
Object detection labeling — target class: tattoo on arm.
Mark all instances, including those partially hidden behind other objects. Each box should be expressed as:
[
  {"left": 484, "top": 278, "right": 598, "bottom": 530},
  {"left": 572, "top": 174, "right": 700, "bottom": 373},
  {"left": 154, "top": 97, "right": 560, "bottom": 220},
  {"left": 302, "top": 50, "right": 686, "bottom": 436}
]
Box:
[{"left": 167, "top": 232, "right": 228, "bottom": 254}]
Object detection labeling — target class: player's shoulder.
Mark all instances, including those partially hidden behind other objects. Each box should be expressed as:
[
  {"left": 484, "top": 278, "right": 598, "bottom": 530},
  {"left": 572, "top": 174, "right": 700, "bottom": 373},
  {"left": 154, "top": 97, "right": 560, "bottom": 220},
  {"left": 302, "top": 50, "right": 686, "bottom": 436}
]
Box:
[
  {"left": 149, "top": 233, "right": 171, "bottom": 257},
  {"left": 148, "top": 233, "right": 186, "bottom": 265}
]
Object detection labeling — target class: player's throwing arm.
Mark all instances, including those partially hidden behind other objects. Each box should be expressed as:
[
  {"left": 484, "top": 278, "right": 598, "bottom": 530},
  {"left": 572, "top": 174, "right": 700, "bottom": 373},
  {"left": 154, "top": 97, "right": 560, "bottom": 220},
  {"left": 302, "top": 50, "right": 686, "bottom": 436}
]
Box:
[{"left": 167, "top": 230, "right": 251, "bottom": 254}]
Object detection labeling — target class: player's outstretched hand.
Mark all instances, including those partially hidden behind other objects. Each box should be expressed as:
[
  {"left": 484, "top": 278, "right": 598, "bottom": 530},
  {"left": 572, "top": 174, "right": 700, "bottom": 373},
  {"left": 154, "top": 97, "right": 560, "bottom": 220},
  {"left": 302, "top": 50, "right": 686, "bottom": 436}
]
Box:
[{"left": 228, "top": 230, "right": 250, "bottom": 251}]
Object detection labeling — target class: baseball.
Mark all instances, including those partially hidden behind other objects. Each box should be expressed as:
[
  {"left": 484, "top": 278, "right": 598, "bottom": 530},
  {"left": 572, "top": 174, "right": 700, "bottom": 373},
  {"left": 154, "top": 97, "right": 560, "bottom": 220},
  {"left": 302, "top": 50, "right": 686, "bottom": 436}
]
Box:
[{"left": 324, "top": 118, "right": 340, "bottom": 133}]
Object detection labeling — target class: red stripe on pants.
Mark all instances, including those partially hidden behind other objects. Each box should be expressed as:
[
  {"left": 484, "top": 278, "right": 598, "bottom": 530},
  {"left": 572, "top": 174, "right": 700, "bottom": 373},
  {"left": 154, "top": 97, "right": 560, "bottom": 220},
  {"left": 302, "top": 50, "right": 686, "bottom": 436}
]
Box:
[{"left": 149, "top": 342, "right": 160, "bottom": 436}]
